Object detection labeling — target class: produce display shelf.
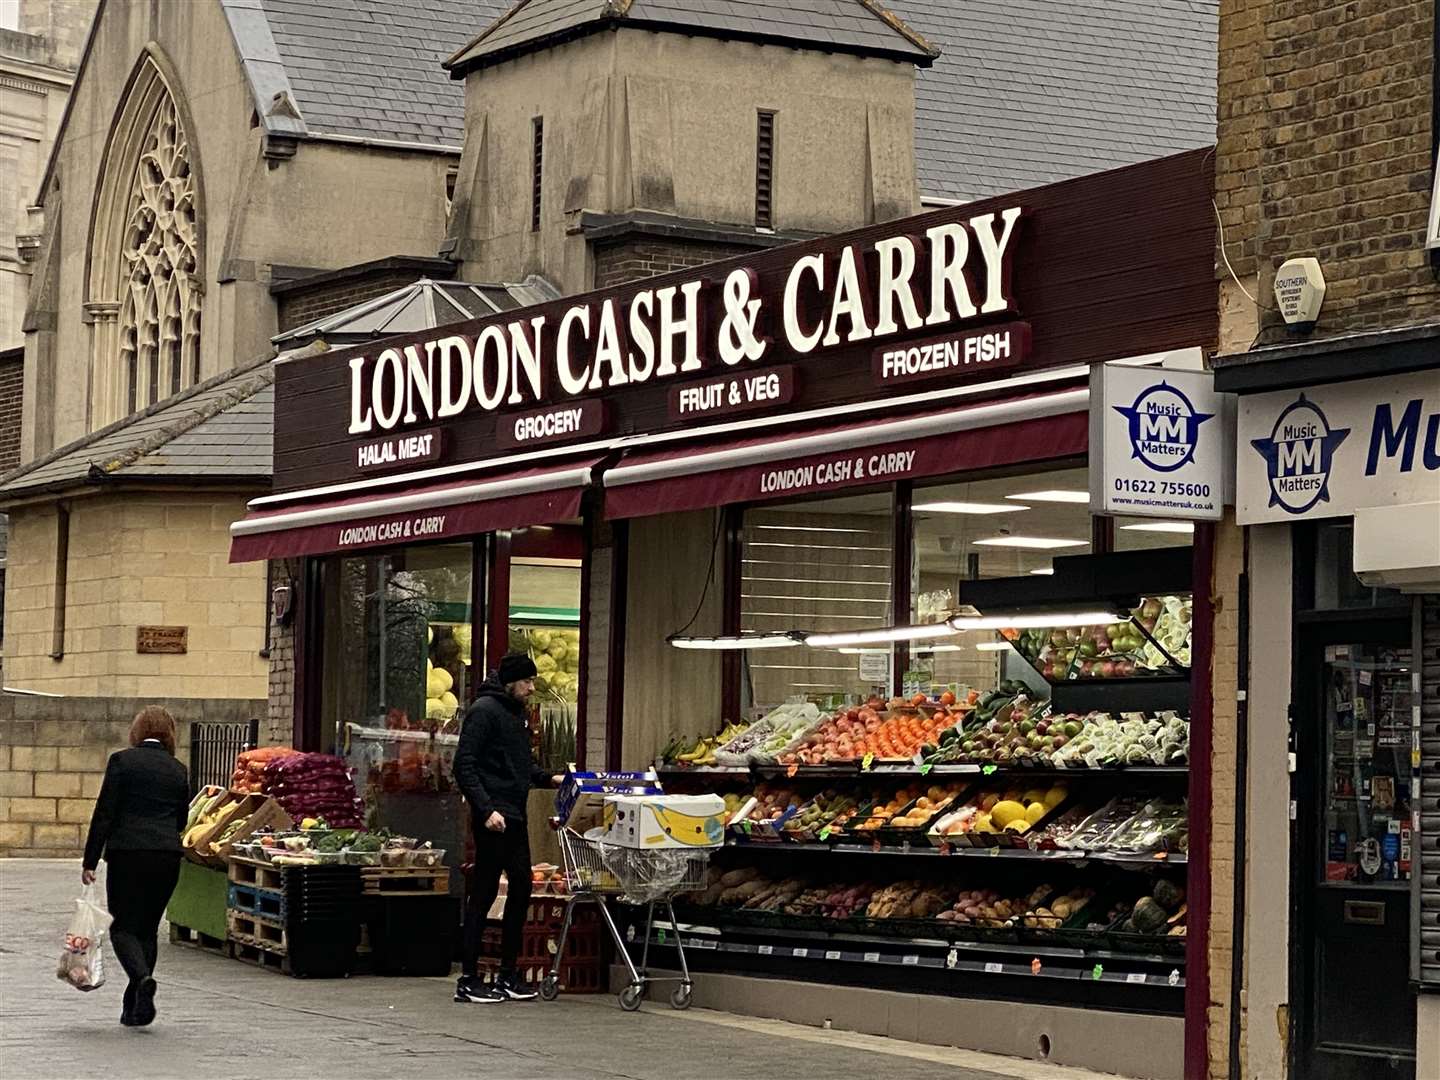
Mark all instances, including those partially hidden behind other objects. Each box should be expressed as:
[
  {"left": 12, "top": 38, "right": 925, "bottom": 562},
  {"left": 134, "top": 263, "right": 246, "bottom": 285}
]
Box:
[
  {"left": 652, "top": 926, "right": 1185, "bottom": 990},
  {"left": 723, "top": 839, "right": 1187, "bottom": 866},
  {"left": 659, "top": 765, "right": 1189, "bottom": 780}
]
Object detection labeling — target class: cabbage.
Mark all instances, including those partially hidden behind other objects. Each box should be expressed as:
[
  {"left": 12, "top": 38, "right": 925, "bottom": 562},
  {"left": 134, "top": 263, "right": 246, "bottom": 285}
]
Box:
[
  {"left": 546, "top": 641, "right": 568, "bottom": 660},
  {"left": 535, "top": 654, "right": 557, "bottom": 674},
  {"left": 439, "top": 691, "right": 459, "bottom": 716},
  {"left": 425, "top": 697, "right": 447, "bottom": 719},
  {"left": 453, "top": 623, "right": 472, "bottom": 654},
  {"left": 426, "top": 669, "right": 453, "bottom": 697},
  {"left": 530, "top": 629, "right": 553, "bottom": 649}
]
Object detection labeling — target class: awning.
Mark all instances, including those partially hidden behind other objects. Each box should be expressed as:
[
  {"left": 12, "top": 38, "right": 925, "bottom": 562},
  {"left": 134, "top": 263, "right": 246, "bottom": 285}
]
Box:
[
  {"left": 229, "top": 459, "right": 601, "bottom": 562},
  {"left": 603, "top": 388, "right": 1089, "bottom": 518}
]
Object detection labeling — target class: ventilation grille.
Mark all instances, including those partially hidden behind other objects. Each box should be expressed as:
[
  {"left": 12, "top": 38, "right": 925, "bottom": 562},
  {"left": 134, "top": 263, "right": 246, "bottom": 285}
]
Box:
[
  {"left": 755, "top": 110, "right": 775, "bottom": 229},
  {"left": 531, "top": 117, "right": 544, "bottom": 233}
]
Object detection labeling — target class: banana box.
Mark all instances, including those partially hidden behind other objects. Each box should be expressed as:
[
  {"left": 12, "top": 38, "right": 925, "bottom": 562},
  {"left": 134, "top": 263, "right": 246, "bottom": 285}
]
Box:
[
  {"left": 602, "top": 794, "right": 726, "bottom": 849},
  {"left": 557, "top": 769, "right": 662, "bottom": 832}
]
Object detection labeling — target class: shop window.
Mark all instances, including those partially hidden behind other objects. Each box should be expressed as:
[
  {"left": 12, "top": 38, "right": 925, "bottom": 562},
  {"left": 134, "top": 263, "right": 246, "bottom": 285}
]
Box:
[
  {"left": 740, "top": 491, "right": 893, "bottom": 709},
  {"left": 909, "top": 467, "right": 1090, "bottom": 693},
  {"left": 507, "top": 552, "right": 582, "bottom": 772},
  {"left": 323, "top": 543, "right": 476, "bottom": 742},
  {"left": 1311, "top": 522, "right": 1404, "bottom": 611},
  {"left": 1113, "top": 515, "right": 1195, "bottom": 552}
]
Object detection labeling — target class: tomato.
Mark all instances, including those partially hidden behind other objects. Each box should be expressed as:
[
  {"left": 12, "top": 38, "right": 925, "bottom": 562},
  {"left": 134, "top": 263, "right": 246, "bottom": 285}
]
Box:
[
  {"left": 910, "top": 693, "right": 927, "bottom": 707},
  {"left": 939, "top": 690, "right": 957, "bottom": 706}
]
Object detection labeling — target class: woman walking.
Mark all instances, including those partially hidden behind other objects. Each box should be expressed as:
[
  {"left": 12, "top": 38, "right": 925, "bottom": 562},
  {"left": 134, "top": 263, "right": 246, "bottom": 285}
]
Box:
[{"left": 81, "top": 705, "right": 190, "bottom": 1027}]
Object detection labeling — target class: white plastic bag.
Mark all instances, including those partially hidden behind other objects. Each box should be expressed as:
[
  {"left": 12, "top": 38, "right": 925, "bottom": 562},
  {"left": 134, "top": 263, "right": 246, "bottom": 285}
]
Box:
[{"left": 56, "top": 885, "right": 113, "bottom": 992}]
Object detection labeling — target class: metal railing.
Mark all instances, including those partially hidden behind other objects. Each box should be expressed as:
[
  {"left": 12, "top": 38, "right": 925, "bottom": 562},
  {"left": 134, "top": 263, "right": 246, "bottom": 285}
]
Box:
[{"left": 189, "top": 718, "right": 259, "bottom": 791}]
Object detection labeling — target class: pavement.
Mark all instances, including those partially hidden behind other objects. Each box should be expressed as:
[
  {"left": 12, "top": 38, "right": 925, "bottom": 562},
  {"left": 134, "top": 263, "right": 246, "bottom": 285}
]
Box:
[{"left": 2, "top": 859, "right": 1123, "bottom": 1080}]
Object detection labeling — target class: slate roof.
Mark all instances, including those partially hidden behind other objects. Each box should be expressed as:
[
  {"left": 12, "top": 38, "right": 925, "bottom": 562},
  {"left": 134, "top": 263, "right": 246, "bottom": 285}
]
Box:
[
  {"left": 0, "top": 359, "right": 280, "bottom": 502},
  {"left": 272, "top": 277, "right": 561, "bottom": 347},
  {"left": 222, "top": 0, "right": 485, "bottom": 148},
  {"left": 891, "top": 0, "right": 1218, "bottom": 203},
  {"left": 446, "top": 0, "right": 937, "bottom": 73}
]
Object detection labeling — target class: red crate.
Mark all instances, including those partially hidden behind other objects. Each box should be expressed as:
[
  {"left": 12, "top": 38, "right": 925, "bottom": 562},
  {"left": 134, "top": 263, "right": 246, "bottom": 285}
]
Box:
[{"left": 482, "top": 921, "right": 600, "bottom": 965}]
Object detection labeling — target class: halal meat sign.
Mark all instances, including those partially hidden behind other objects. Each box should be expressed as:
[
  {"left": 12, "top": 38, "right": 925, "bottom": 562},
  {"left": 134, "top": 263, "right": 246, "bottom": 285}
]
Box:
[{"left": 344, "top": 208, "right": 1027, "bottom": 436}]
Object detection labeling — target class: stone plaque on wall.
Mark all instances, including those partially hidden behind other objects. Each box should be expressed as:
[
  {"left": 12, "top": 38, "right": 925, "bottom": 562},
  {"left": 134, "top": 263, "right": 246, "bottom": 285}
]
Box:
[{"left": 136, "top": 625, "right": 188, "bottom": 654}]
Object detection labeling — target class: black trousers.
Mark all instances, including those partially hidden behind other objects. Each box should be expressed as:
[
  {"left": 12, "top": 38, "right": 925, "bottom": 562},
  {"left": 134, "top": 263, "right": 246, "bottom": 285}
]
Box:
[
  {"left": 462, "top": 821, "right": 532, "bottom": 977},
  {"left": 105, "top": 850, "right": 181, "bottom": 992}
]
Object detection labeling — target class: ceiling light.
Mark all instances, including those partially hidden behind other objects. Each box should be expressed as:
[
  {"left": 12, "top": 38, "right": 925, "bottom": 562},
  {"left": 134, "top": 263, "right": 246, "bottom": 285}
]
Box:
[
  {"left": 836, "top": 647, "right": 890, "bottom": 655},
  {"left": 911, "top": 644, "right": 965, "bottom": 653},
  {"left": 1029, "top": 568, "right": 1055, "bottom": 575},
  {"left": 804, "top": 623, "right": 960, "bottom": 648},
  {"left": 912, "top": 501, "right": 1026, "bottom": 515},
  {"left": 948, "top": 611, "right": 1124, "bottom": 631},
  {"left": 1005, "top": 489, "right": 1090, "bottom": 504},
  {"left": 668, "top": 632, "right": 802, "bottom": 650},
  {"left": 972, "top": 537, "right": 1089, "bottom": 550},
  {"left": 1120, "top": 521, "right": 1196, "bottom": 534},
  {"left": 973, "top": 641, "right": 1012, "bottom": 652}
]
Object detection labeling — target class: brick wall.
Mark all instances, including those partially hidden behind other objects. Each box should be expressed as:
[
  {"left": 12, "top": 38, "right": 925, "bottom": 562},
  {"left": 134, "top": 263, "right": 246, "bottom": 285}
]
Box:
[
  {"left": 0, "top": 694, "right": 265, "bottom": 856},
  {"left": 265, "top": 559, "right": 296, "bottom": 747},
  {"left": 593, "top": 238, "right": 756, "bottom": 290},
  {"left": 0, "top": 353, "right": 23, "bottom": 473},
  {"left": 1206, "top": 513, "right": 1245, "bottom": 1080},
  {"left": 276, "top": 271, "right": 431, "bottom": 333},
  {"left": 1216, "top": 0, "right": 1439, "bottom": 344}
]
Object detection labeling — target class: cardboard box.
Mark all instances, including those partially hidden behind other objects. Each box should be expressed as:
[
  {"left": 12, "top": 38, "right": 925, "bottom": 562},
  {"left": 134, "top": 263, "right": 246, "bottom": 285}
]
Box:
[
  {"left": 601, "top": 794, "right": 726, "bottom": 850},
  {"left": 186, "top": 795, "right": 293, "bottom": 867},
  {"left": 556, "top": 769, "right": 662, "bottom": 832}
]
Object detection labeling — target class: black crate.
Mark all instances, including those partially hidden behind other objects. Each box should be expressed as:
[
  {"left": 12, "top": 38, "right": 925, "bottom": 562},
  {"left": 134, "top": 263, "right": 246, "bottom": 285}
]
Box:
[{"left": 366, "top": 895, "right": 461, "bottom": 977}]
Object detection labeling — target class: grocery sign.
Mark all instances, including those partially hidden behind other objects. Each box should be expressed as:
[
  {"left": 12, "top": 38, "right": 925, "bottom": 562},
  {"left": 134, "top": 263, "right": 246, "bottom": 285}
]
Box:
[
  {"left": 1235, "top": 369, "right": 1440, "bottom": 525},
  {"left": 1089, "top": 363, "right": 1232, "bottom": 520}
]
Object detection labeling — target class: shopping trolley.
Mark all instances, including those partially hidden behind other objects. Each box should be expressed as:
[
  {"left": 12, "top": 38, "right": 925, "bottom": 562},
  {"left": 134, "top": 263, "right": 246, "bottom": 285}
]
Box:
[{"left": 541, "top": 823, "right": 711, "bottom": 1011}]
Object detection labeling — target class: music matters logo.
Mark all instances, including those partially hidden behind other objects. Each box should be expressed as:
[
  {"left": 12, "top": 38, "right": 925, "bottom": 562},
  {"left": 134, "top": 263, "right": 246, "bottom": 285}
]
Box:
[
  {"left": 1249, "top": 394, "right": 1350, "bottom": 514},
  {"left": 1112, "top": 381, "right": 1213, "bottom": 472}
]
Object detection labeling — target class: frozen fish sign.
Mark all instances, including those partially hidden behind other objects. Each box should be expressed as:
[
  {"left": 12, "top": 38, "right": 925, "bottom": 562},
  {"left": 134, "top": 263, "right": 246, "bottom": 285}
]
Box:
[
  {"left": 1236, "top": 369, "right": 1440, "bottom": 524},
  {"left": 343, "top": 209, "right": 1025, "bottom": 436}
]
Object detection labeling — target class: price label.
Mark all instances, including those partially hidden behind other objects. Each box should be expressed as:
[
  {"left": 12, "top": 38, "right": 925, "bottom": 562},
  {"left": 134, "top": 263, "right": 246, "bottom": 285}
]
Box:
[
  {"left": 1030, "top": 958, "right": 1043, "bottom": 975},
  {"left": 919, "top": 763, "right": 934, "bottom": 775},
  {"left": 872, "top": 838, "right": 882, "bottom": 853},
  {"left": 1091, "top": 964, "right": 1104, "bottom": 981},
  {"left": 939, "top": 841, "right": 952, "bottom": 856},
  {"left": 984, "top": 962, "right": 1004, "bottom": 974},
  {"left": 982, "top": 764, "right": 998, "bottom": 775},
  {"left": 758, "top": 945, "right": 774, "bottom": 956},
  {"left": 863, "top": 951, "right": 881, "bottom": 963},
  {"left": 862, "top": 752, "right": 875, "bottom": 771},
  {"left": 902, "top": 954, "right": 919, "bottom": 966},
  {"left": 695, "top": 938, "right": 718, "bottom": 950},
  {"left": 657, "top": 929, "right": 667, "bottom": 944},
  {"left": 989, "top": 846, "right": 999, "bottom": 857},
  {"left": 818, "top": 827, "right": 832, "bottom": 841},
  {"left": 1126, "top": 972, "right": 1147, "bottom": 984},
  {"left": 793, "top": 947, "right": 808, "bottom": 959},
  {"left": 946, "top": 948, "right": 958, "bottom": 969},
  {"left": 1152, "top": 851, "right": 1169, "bottom": 861},
  {"left": 786, "top": 763, "right": 799, "bottom": 778},
  {"left": 1168, "top": 968, "right": 1181, "bottom": 987},
  {"left": 825, "top": 950, "right": 842, "bottom": 961}
]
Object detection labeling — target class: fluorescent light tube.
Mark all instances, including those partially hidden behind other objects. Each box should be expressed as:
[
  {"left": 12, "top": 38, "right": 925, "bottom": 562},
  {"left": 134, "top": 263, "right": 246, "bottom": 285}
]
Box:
[
  {"left": 972, "top": 537, "right": 1088, "bottom": 550},
  {"left": 1119, "top": 521, "right": 1196, "bottom": 534},
  {"left": 973, "top": 641, "right": 1012, "bottom": 651},
  {"left": 804, "top": 623, "right": 960, "bottom": 648},
  {"left": 668, "top": 633, "right": 801, "bottom": 650},
  {"left": 1029, "top": 568, "right": 1056, "bottom": 575},
  {"left": 912, "top": 501, "right": 1026, "bottom": 515},
  {"left": 1004, "top": 490, "right": 1089, "bottom": 504},
  {"left": 948, "top": 611, "right": 1123, "bottom": 630}
]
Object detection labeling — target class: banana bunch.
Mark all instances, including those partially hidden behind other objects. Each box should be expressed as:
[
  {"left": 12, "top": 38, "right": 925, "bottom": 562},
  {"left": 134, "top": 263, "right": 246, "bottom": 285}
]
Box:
[{"left": 670, "top": 721, "right": 750, "bottom": 767}]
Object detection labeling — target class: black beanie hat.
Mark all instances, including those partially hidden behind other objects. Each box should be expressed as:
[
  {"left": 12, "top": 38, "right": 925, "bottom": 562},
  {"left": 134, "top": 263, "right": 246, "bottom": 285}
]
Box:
[{"left": 498, "top": 652, "right": 538, "bottom": 685}]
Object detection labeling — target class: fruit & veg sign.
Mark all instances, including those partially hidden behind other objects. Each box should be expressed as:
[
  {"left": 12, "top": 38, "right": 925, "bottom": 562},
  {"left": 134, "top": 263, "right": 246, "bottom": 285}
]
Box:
[
  {"left": 1089, "top": 363, "right": 1232, "bottom": 520},
  {"left": 1236, "top": 369, "right": 1440, "bottom": 525}
]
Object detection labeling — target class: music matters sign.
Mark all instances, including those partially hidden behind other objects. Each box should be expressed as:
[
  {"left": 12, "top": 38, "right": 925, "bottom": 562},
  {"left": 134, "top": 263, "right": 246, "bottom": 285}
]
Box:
[{"left": 343, "top": 208, "right": 1026, "bottom": 436}]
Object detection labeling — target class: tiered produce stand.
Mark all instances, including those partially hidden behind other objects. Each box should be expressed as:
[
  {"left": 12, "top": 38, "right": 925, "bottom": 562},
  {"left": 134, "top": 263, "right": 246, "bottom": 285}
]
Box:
[{"left": 651, "top": 549, "right": 1194, "bottom": 1013}]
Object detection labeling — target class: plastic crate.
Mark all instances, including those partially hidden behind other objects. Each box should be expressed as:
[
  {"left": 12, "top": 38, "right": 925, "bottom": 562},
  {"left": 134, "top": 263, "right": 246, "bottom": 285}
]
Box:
[
  {"left": 366, "top": 895, "right": 460, "bottom": 977},
  {"left": 482, "top": 921, "right": 601, "bottom": 965}
]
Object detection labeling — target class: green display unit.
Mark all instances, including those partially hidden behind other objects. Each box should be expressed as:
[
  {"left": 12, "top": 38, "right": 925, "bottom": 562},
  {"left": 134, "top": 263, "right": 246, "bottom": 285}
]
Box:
[{"left": 166, "top": 859, "right": 229, "bottom": 941}]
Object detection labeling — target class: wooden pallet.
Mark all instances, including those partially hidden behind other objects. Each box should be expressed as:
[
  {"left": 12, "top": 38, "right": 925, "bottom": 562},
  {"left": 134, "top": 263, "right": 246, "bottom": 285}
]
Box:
[
  {"left": 229, "top": 857, "right": 285, "bottom": 892},
  {"left": 169, "top": 922, "right": 226, "bottom": 953},
  {"left": 227, "top": 939, "right": 287, "bottom": 974},
  {"left": 227, "top": 910, "right": 288, "bottom": 952},
  {"left": 228, "top": 882, "right": 286, "bottom": 921},
  {"left": 360, "top": 866, "right": 449, "bottom": 895}
]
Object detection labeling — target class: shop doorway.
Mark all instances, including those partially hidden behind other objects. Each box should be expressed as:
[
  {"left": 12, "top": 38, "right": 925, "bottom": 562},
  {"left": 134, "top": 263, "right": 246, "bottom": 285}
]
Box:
[{"left": 1292, "top": 619, "right": 1417, "bottom": 1080}]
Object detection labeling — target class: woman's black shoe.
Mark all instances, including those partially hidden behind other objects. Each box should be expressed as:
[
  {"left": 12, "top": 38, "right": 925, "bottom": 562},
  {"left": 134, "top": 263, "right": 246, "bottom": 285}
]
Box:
[{"left": 131, "top": 977, "right": 157, "bottom": 1026}]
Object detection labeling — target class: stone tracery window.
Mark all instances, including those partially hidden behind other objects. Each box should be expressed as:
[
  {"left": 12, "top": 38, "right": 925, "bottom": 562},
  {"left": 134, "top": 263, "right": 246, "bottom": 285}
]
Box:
[{"left": 87, "top": 50, "right": 204, "bottom": 425}]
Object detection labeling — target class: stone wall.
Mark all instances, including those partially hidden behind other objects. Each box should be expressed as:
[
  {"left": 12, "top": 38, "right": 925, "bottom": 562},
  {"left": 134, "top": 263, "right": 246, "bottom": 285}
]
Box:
[
  {"left": 1216, "top": 0, "right": 1438, "bottom": 344},
  {"left": 1, "top": 491, "right": 268, "bottom": 697},
  {"left": 0, "top": 693, "right": 266, "bottom": 856}
]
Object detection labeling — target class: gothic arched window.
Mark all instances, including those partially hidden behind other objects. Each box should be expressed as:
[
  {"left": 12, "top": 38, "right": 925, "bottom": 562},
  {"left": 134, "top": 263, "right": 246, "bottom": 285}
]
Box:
[{"left": 86, "top": 49, "right": 204, "bottom": 424}]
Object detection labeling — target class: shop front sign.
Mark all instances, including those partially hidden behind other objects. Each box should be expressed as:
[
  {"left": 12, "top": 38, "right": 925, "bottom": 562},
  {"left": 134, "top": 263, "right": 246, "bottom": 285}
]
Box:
[
  {"left": 1236, "top": 369, "right": 1440, "bottom": 524},
  {"left": 355, "top": 427, "right": 444, "bottom": 472},
  {"left": 270, "top": 151, "right": 1216, "bottom": 494},
  {"left": 1090, "top": 364, "right": 1232, "bottom": 520}
]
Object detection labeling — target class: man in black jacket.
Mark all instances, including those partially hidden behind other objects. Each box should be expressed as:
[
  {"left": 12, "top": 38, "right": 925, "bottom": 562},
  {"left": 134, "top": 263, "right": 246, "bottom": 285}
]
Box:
[{"left": 452, "top": 652, "right": 561, "bottom": 1003}]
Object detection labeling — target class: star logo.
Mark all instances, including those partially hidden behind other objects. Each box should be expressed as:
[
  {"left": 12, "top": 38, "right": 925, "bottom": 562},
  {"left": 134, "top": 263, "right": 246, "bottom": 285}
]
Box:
[
  {"left": 1112, "top": 381, "right": 1214, "bottom": 473},
  {"left": 1249, "top": 394, "right": 1350, "bottom": 514}
]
